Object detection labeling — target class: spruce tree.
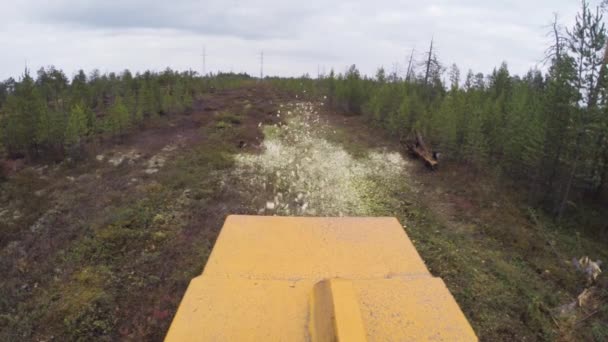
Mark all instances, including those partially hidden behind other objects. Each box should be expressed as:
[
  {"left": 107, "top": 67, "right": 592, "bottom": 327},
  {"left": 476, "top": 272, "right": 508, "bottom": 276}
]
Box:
[
  {"left": 1, "top": 70, "right": 47, "bottom": 157},
  {"left": 463, "top": 108, "right": 488, "bottom": 167},
  {"left": 556, "top": 0, "right": 606, "bottom": 219},
  {"left": 106, "top": 96, "right": 130, "bottom": 137},
  {"left": 64, "top": 104, "right": 88, "bottom": 157},
  {"left": 65, "top": 104, "right": 88, "bottom": 146}
]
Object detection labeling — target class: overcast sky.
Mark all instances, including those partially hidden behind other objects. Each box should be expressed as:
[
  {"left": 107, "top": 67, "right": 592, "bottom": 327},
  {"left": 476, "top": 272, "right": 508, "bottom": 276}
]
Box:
[{"left": 0, "top": 0, "right": 587, "bottom": 80}]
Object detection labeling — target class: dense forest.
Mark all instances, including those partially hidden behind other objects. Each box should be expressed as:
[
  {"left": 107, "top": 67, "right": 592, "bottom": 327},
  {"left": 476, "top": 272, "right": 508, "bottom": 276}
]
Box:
[
  {"left": 273, "top": 0, "right": 608, "bottom": 234},
  {"left": 0, "top": 68, "right": 250, "bottom": 162}
]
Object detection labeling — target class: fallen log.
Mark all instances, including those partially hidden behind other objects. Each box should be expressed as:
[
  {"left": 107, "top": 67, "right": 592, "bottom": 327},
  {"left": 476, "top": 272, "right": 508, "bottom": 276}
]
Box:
[{"left": 401, "top": 132, "right": 438, "bottom": 170}]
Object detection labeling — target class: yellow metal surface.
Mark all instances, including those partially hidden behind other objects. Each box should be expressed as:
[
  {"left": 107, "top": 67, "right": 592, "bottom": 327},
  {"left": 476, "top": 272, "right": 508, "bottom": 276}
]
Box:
[
  {"left": 165, "top": 215, "right": 477, "bottom": 341},
  {"left": 202, "top": 216, "right": 431, "bottom": 280},
  {"left": 310, "top": 278, "right": 367, "bottom": 342},
  {"left": 354, "top": 277, "right": 477, "bottom": 341}
]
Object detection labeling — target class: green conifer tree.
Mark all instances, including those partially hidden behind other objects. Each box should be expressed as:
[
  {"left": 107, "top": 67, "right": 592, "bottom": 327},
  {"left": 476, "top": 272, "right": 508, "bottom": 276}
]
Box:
[
  {"left": 65, "top": 104, "right": 88, "bottom": 146},
  {"left": 106, "top": 96, "right": 131, "bottom": 137}
]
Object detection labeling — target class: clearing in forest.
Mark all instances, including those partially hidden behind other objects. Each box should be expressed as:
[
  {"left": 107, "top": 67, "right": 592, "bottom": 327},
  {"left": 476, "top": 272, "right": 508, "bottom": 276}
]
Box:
[{"left": 1, "top": 85, "right": 606, "bottom": 342}]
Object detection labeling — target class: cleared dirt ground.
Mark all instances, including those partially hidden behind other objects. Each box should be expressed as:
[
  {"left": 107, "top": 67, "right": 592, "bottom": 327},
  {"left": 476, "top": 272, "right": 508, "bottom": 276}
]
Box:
[{"left": 1, "top": 84, "right": 607, "bottom": 341}]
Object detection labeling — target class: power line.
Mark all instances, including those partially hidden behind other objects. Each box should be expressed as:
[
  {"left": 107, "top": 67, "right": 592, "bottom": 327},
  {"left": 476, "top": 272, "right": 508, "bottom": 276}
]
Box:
[
  {"left": 259, "top": 51, "right": 264, "bottom": 79},
  {"left": 201, "top": 46, "right": 207, "bottom": 76}
]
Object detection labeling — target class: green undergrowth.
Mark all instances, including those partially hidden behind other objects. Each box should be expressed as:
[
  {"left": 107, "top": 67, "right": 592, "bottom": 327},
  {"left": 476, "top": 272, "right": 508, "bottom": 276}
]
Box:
[
  {"left": 402, "top": 200, "right": 608, "bottom": 341},
  {"left": 53, "top": 119, "right": 241, "bottom": 340},
  {"left": 262, "top": 124, "right": 281, "bottom": 140},
  {"left": 0, "top": 108, "right": 248, "bottom": 341},
  {"left": 0, "top": 169, "right": 49, "bottom": 247},
  {"left": 214, "top": 111, "right": 243, "bottom": 129},
  {"left": 324, "top": 128, "right": 370, "bottom": 159}
]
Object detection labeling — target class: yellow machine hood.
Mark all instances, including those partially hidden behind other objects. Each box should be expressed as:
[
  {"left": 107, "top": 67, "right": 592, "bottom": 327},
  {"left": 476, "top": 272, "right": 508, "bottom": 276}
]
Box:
[{"left": 165, "top": 215, "right": 477, "bottom": 341}]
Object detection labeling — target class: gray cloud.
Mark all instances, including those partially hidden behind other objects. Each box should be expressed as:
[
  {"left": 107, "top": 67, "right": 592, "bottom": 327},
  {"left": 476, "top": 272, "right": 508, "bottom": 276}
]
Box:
[
  {"left": 34, "top": 0, "right": 325, "bottom": 40},
  {"left": 0, "top": 0, "right": 589, "bottom": 80}
]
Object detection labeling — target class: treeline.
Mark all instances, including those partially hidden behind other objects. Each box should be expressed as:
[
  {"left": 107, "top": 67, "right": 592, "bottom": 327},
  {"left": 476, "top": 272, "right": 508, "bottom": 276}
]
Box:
[
  {"left": 0, "top": 68, "right": 252, "bottom": 160},
  {"left": 274, "top": 0, "right": 608, "bottom": 222}
]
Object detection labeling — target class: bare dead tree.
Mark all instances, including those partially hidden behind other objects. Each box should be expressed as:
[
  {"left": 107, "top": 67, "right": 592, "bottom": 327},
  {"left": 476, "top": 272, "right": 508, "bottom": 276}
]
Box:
[
  {"left": 543, "top": 13, "right": 568, "bottom": 65},
  {"left": 420, "top": 37, "right": 444, "bottom": 89},
  {"left": 424, "top": 38, "right": 434, "bottom": 86},
  {"left": 405, "top": 48, "right": 415, "bottom": 82}
]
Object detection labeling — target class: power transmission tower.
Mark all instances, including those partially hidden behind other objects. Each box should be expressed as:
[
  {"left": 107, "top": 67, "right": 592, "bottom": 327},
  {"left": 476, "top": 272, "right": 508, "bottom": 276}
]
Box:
[
  {"left": 201, "top": 46, "right": 207, "bottom": 77},
  {"left": 259, "top": 51, "right": 264, "bottom": 80}
]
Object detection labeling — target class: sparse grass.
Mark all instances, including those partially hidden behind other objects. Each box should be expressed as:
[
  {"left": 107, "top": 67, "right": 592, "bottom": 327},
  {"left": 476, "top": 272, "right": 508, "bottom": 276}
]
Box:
[
  {"left": 262, "top": 124, "right": 281, "bottom": 140},
  {"left": 325, "top": 128, "right": 369, "bottom": 159},
  {"left": 399, "top": 203, "right": 553, "bottom": 340},
  {"left": 215, "top": 111, "right": 245, "bottom": 131},
  {"left": 0, "top": 169, "right": 49, "bottom": 246},
  {"left": 215, "top": 111, "right": 242, "bottom": 125},
  {"left": 162, "top": 142, "right": 234, "bottom": 192},
  {"left": 402, "top": 169, "right": 608, "bottom": 341}
]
